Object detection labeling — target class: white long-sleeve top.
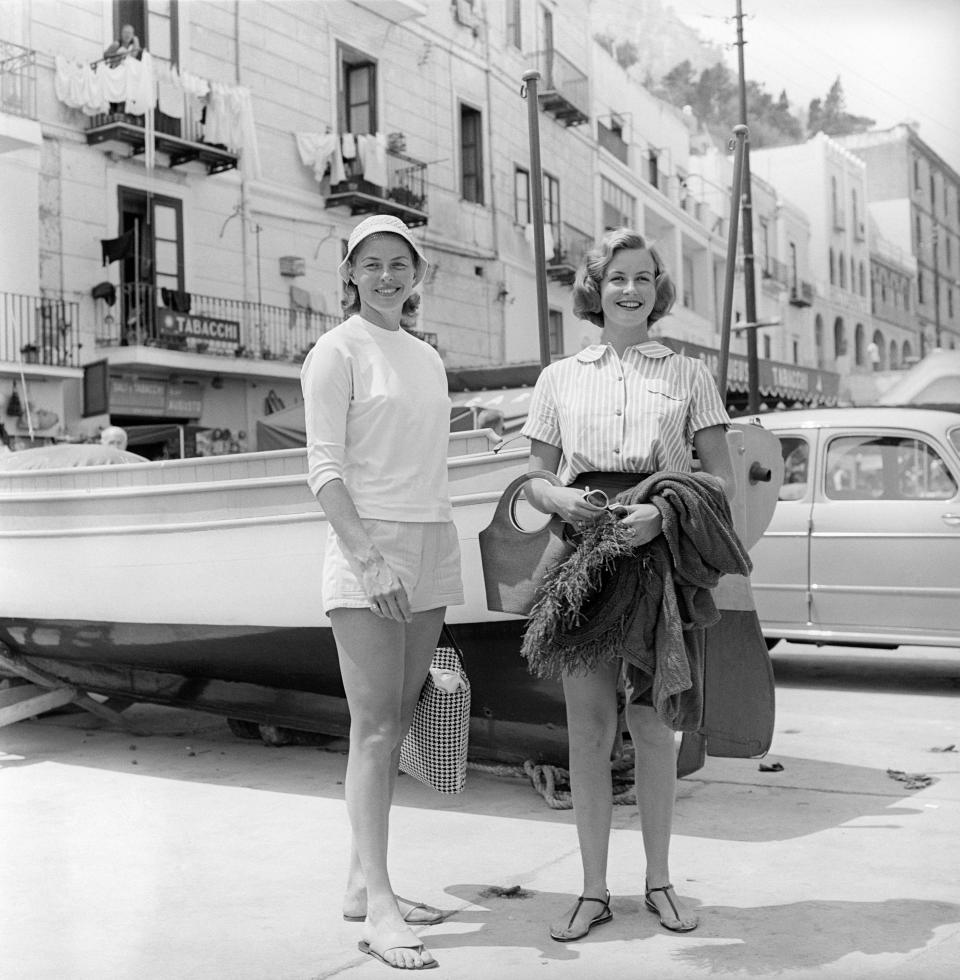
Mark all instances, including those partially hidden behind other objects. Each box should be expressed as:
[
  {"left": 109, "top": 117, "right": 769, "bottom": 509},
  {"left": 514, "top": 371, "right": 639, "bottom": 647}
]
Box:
[{"left": 300, "top": 315, "right": 453, "bottom": 521}]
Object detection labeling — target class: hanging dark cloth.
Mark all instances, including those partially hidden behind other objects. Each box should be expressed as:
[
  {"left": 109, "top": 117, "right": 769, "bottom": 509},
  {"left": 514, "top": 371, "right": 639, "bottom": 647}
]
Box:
[
  {"left": 161, "top": 287, "right": 192, "bottom": 313},
  {"left": 91, "top": 281, "right": 117, "bottom": 306},
  {"left": 101, "top": 230, "right": 136, "bottom": 266}
]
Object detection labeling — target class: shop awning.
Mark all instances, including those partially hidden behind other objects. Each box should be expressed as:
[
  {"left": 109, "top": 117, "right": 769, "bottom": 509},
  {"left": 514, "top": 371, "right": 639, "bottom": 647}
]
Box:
[{"left": 661, "top": 338, "right": 840, "bottom": 405}]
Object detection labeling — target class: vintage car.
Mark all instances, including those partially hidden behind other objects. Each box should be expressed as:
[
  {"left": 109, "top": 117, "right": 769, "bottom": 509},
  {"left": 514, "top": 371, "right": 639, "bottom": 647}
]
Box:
[{"left": 751, "top": 406, "right": 960, "bottom": 650}]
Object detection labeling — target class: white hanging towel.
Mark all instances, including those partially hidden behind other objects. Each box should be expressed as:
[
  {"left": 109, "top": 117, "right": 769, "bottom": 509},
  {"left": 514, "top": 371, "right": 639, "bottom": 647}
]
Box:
[
  {"left": 357, "top": 132, "right": 388, "bottom": 187},
  {"left": 125, "top": 51, "right": 155, "bottom": 116},
  {"left": 341, "top": 132, "right": 356, "bottom": 160},
  {"left": 156, "top": 62, "right": 184, "bottom": 119},
  {"left": 296, "top": 133, "right": 346, "bottom": 185},
  {"left": 80, "top": 61, "right": 109, "bottom": 116},
  {"left": 54, "top": 55, "right": 84, "bottom": 109}
]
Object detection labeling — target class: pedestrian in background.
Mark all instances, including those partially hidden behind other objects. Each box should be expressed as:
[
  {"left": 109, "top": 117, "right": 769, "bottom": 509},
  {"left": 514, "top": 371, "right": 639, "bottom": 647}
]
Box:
[
  {"left": 300, "top": 213, "right": 462, "bottom": 971},
  {"left": 521, "top": 227, "right": 736, "bottom": 942},
  {"left": 100, "top": 425, "right": 128, "bottom": 451}
]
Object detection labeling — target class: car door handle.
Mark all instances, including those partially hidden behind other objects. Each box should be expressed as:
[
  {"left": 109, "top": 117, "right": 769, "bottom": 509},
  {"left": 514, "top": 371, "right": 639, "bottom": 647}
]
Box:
[{"left": 942, "top": 513, "right": 960, "bottom": 526}]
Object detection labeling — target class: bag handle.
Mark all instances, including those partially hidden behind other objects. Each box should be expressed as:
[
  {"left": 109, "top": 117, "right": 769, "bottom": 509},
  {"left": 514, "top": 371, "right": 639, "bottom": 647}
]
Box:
[{"left": 491, "top": 469, "right": 563, "bottom": 534}]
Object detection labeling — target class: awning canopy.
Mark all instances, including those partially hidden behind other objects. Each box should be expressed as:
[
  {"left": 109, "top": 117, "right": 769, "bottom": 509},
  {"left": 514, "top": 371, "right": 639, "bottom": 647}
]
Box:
[{"left": 660, "top": 338, "right": 840, "bottom": 405}]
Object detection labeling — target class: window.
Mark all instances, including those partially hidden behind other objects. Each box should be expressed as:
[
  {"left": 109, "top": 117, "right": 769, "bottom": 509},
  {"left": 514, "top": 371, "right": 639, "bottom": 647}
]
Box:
[
  {"left": 930, "top": 173, "right": 936, "bottom": 210},
  {"left": 339, "top": 45, "right": 377, "bottom": 134},
  {"left": 543, "top": 172, "right": 560, "bottom": 248},
  {"left": 838, "top": 251, "right": 846, "bottom": 288},
  {"left": 762, "top": 334, "right": 771, "bottom": 359},
  {"left": 947, "top": 234, "right": 953, "bottom": 269},
  {"left": 825, "top": 435, "right": 957, "bottom": 501},
  {"left": 918, "top": 271, "right": 925, "bottom": 304},
  {"left": 460, "top": 103, "right": 484, "bottom": 204},
  {"left": 113, "top": 0, "right": 180, "bottom": 64},
  {"left": 506, "top": 0, "right": 521, "bottom": 49},
  {"left": 601, "top": 176, "right": 634, "bottom": 230},
  {"left": 789, "top": 241, "right": 798, "bottom": 289},
  {"left": 950, "top": 288, "right": 955, "bottom": 319},
  {"left": 548, "top": 307, "right": 563, "bottom": 357},
  {"left": 758, "top": 218, "right": 769, "bottom": 275},
  {"left": 915, "top": 212, "right": 922, "bottom": 246},
  {"left": 777, "top": 436, "right": 809, "bottom": 500},
  {"left": 514, "top": 167, "right": 530, "bottom": 225},
  {"left": 648, "top": 149, "right": 659, "bottom": 189},
  {"left": 792, "top": 340, "right": 799, "bottom": 364},
  {"left": 682, "top": 254, "right": 694, "bottom": 309},
  {"left": 859, "top": 262, "right": 866, "bottom": 296},
  {"left": 913, "top": 157, "right": 920, "bottom": 190},
  {"left": 829, "top": 247, "right": 835, "bottom": 285},
  {"left": 117, "top": 186, "right": 183, "bottom": 344},
  {"left": 851, "top": 188, "right": 858, "bottom": 230}
]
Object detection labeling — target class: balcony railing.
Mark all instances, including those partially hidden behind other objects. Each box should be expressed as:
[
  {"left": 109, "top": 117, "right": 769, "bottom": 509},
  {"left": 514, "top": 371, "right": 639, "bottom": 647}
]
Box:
[
  {"left": 95, "top": 283, "right": 338, "bottom": 363},
  {"left": 528, "top": 49, "right": 589, "bottom": 127},
  {"left": 0, "top": 41, "right": 37, "bottom": 120},
  {"left": 547, "top": 223, "right": 593, "bottom": 285},
  {"left": 325, "top": 149, "right": 428, "bottom": 227},
  {"left": 761, "top": 257, "right": 791, "bottom": 287},
  {"left": 789, "top": 280, "right": 815, "bottom": 307},
  {"left": 1, "top": 292, "right": 81, "bottom": 367},
  {"left": 82, "top": 53, "right": 238, "bottom": 174}
]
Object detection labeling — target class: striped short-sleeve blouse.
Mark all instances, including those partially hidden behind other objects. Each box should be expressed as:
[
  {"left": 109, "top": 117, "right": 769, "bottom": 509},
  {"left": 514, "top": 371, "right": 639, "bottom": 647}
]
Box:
[{"left": 521, "top": 340, "right": 730, "bottom": 485}]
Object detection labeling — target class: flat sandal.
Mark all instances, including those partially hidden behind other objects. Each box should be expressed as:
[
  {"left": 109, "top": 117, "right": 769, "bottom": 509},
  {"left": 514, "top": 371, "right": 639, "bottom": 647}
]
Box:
[
  {"left": 644, "top": 883, "right": 699, "bottom": 933},
  {"left": 549, "top": 890, "right": 613, "bottom": 942}
]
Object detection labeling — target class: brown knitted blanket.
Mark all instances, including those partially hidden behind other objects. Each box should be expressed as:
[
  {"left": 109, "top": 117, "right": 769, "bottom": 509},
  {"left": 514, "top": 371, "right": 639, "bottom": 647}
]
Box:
[{"left": 521, "top": 471, "right": 753, "bottom": 731}]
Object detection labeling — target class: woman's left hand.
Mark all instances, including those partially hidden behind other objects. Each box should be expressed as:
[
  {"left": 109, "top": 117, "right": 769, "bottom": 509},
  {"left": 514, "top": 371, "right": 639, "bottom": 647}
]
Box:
[{"left": 612, "top": 502, "right": 662, "bottom": 546}]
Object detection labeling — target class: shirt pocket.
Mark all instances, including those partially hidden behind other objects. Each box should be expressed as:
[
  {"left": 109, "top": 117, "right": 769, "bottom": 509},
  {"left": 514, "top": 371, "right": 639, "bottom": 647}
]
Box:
[{"left": 643, "top": 380, "right": 688, "bottom": 424}]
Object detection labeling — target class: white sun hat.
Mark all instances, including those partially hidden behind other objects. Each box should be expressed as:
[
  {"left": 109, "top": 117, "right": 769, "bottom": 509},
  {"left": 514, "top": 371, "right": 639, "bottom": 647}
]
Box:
[{"left": 337, "top": 214, "right": 429, "bottom": 286}]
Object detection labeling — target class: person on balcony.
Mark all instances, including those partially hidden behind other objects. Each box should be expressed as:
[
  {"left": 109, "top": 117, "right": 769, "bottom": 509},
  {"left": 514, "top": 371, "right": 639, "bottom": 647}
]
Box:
[
  {"left": 520, "top": 227, "right": 738, "bottom": 943},
  {"left": 300, "top": 213, "right": 459, "bottom": 971},
  {"left": 103, "top": 24, "right": 141, "bottom": 68}
]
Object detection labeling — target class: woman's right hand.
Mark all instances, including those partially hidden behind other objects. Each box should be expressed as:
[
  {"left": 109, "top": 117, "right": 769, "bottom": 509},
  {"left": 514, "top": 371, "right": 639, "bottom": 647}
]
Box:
[
  {"left": 358, "top": 553, "right": 411, "bottom": 623},
  {"left": 543, "top": 486, "right": 609, "bottom": 528}
]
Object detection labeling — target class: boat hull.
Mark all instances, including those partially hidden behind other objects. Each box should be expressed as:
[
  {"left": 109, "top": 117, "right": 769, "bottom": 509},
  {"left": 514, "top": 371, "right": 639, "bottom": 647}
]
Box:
[{"left": 0, "top": 435, "right": 571, "bottom": 762}]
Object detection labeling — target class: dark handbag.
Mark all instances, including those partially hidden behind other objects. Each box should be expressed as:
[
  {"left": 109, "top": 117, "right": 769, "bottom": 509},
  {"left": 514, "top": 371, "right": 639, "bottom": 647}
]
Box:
[
  {"left": 399, "top": 624, "right": 470, "bottom": 794},
  {"left": 478, "top": 470, "right": 575, "bottom": 616}
]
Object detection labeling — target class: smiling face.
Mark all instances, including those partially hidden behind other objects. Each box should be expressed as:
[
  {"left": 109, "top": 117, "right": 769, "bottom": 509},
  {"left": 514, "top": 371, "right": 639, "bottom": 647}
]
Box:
[
  {"left": 348, "top": 233, "right": 418, "bottom": 326},
  {"left": 600, "top": 247, "right": 658, "bottom": 331}
]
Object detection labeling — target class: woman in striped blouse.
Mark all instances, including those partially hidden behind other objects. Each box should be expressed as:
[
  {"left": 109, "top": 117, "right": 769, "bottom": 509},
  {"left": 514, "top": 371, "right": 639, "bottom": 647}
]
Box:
[{"left": 521, "top": 228, "right": 735, "bottom": 942}]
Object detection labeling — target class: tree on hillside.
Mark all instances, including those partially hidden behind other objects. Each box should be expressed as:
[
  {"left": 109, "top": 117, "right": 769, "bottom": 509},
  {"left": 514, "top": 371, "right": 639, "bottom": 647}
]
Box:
[{"left": 807, "top": 77, "right": 875, "bottom": 137}]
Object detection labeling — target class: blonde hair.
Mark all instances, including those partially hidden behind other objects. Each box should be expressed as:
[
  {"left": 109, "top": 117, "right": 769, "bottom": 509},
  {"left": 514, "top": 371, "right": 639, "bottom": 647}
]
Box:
[{"left": 572, "top": 228, "right": 676, "bottom": 328}]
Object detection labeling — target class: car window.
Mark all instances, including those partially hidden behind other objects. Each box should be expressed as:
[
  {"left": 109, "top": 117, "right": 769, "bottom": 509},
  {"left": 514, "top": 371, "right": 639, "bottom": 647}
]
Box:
[
  {"left": 949, "top": 426, "right": 960, "bottom": 457},
  {"left": 825, "top": 434, "right": 958, "bottom": 501},
  {"left": 777, "top": 435, "right": 809, "bottom": 500}
]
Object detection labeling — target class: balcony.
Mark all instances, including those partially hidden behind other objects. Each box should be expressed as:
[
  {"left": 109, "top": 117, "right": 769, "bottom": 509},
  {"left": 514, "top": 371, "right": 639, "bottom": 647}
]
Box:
[
  {"left": 1, "top": 292, "right": 81, "bottom": 368},
  {"left": 789, "top": 281, "right": 815, "bottom": 307},
  {"left": 761, "top": 257, "right": 791, "bottom": 287},
  {"left": 95, "top": 283, "right": 338, "bottom": 364},
  {"left": 527, "top": 49, "right": 589, "bottom": 127},
  {"left": 325, "top": 151, "right": 428, "bottom": 227},
  {"left": 76, "top": 53, "right": 238, "bottom": 174},
  {"left": 1, "top": 41, "right": 37, "bottom": 121},
  {"left": 546, "top": 224, "right": 593, "bottom": 285}
]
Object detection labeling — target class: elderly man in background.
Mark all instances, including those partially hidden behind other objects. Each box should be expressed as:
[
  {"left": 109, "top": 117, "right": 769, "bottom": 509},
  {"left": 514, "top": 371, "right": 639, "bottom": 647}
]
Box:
[{"left": 100, "top": 425, "right": 128, "bottom": 451}]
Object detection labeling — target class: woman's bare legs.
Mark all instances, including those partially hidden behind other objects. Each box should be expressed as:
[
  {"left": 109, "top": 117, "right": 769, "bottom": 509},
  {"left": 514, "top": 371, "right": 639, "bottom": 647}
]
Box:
[
  {"left": 331, "top": 606, "right": 445, "bottom": 968},
  {"left": 625, "top": 702, "right": 698, "bottom": 930},
  {"left": 550, "top": 659, "right": 620, "bottom": 939}
]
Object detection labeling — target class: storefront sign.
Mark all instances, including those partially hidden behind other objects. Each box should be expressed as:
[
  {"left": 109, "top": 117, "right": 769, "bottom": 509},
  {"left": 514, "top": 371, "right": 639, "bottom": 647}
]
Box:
[
  {"left": 157, "top": 309, "right": 241, "bottom": 345},
  {"left": 109, "top": 375, "right": 204, "bottom": 418}
]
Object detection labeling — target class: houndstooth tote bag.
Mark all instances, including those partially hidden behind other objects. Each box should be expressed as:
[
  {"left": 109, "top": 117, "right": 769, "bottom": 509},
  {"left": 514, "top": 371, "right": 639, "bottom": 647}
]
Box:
[{"left": 399, "top": 625, "right": 470, "bottom": 794}]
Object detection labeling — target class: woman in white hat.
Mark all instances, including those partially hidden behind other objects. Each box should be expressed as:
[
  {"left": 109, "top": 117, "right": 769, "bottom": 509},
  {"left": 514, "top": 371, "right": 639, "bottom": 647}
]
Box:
[{"left": 301, "top": 214, "right": 461, "bottom": 971}]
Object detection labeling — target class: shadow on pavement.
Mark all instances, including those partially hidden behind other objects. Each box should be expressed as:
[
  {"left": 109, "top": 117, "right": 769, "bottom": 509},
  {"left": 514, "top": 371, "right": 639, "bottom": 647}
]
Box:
[{"left": 433, "top": 886, "right": 960, "bottom": 975}]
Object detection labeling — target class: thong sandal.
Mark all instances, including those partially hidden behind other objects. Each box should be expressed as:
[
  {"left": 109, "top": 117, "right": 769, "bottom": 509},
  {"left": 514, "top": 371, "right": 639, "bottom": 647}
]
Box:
[
  {"left": 343, "top": 896, "right": 447, "bottom": 925},
  {"left": 549, "top": 890, "right": 613, "bottom": 942},
  {"left": 357, "top": 933, "right": 439, "bottom": 971},
  {"left": 644, "top": 884, "right": 699, "bottom": 933}
]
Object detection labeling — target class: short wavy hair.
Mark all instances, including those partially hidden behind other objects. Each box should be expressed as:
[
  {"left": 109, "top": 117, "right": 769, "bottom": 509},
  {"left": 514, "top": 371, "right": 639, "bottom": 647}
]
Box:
[
  {"left": 572, "top": 228, "right": 676, "bottom": 328},
  {"left": 340, "top": 233, "right": 423, "bottom": 329}
]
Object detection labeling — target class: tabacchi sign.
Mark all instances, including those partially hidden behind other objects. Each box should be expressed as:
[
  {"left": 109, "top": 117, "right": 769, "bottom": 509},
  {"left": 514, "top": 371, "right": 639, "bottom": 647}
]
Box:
[{"left": 158, "top": 310, "right": 241, "bottom": 345}]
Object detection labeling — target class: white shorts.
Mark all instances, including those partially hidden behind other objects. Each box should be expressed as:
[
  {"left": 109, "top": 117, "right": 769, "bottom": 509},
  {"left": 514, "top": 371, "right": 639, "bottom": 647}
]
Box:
[{"left": 323, "top": 519, "right": 464, "bottom": 615}]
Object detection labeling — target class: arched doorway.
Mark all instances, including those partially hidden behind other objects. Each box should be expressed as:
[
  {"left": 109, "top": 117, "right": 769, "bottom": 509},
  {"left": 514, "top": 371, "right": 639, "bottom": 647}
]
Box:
[
  {"left": 889, "top": 339, "right": 898, "bottom": 369},
  {"left": 834, "top": 317, "right": 846, "bottom": 358},
  {"left": 854, "top": 323, "right": 865, "bottom": 366},
  {"left": 814, "top": 313, "right": 824, "bottom": 368}
]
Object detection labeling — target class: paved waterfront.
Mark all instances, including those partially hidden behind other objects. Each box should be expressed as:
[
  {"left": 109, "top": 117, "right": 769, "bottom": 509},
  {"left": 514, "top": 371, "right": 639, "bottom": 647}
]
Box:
[{"left": 2, "top": 644, "right": 959, "bottom": 980}]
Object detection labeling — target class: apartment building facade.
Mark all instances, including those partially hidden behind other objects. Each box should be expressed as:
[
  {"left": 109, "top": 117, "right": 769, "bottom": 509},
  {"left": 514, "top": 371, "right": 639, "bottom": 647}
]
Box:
[{"left": 1, "top": 0, "right": 842, "bottom": 453}]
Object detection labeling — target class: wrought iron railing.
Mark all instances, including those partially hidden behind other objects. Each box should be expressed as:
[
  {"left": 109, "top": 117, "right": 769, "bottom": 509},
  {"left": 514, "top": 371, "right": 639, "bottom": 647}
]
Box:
[
  {"left": 0, "top": 40, "right": 38, "bottom": 120},
  {"left": 330, "top": 148, "right": 428, "bottom": 214},
  {"left": 94, "top": 283, "right": 338, "bottom": 363},
  {"left": 1, "top": 292, "right": 81, "bottom": 367},
  {"left": 551, "top": 223, "right": 593, "bottom": 268}
]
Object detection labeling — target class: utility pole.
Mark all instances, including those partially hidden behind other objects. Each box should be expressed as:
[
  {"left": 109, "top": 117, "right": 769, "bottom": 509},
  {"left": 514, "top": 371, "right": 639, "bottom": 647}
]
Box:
[{"left": 734, "top": 0, "right": 761, "bottom": 412}]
